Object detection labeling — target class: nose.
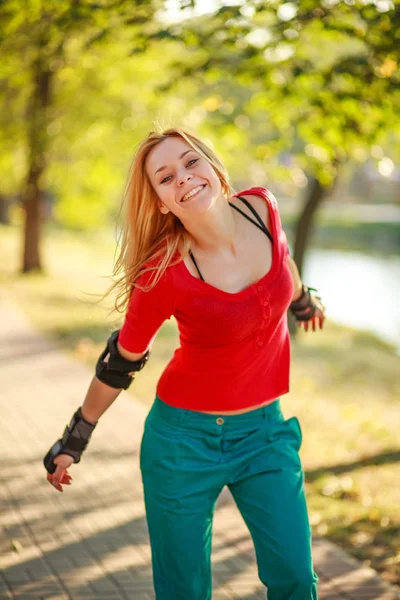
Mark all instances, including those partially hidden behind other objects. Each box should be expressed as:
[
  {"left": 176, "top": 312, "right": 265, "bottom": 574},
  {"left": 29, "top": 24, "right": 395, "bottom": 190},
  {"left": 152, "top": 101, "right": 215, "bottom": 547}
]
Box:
[{"left": 177, "top": 170, "right": 193, "bottom": 186}]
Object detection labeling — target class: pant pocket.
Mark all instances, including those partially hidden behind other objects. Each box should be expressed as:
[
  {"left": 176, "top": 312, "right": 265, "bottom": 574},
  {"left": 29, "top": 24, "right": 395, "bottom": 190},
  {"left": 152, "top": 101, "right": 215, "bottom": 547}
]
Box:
[
  {"left": 267, "top": 416, "right": 303, "bottom": 452},
  {"left": 289, "top": 416, "right": 303, "bottom": 450},
  {"left": 140, "top": 420, "right": 183, "bottom": 472}
]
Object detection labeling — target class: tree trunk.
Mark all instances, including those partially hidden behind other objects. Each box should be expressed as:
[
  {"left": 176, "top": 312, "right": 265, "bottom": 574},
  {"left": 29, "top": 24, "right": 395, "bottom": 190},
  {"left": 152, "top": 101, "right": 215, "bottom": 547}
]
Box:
[
  {"left": 21, "top": 164, "right": 45, "bottom": 272},
  {"left": 293, "top": 176, "right": 326, "bottom": 278},
  {"left": 0, "top": 195, "right": 11, "bottom": 224},
  {"left": 288, "top": 173, "right": 338, "bottom": 337},
  {"left": 21, "top": 59, "right": 52, "bottom": 273}
]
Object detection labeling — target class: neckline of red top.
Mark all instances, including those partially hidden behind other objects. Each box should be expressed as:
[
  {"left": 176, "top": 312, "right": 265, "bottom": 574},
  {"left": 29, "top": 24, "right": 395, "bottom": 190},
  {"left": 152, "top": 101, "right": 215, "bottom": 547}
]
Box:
[{"left": 176, "top": 187, "right": 279, "bottom": 298}]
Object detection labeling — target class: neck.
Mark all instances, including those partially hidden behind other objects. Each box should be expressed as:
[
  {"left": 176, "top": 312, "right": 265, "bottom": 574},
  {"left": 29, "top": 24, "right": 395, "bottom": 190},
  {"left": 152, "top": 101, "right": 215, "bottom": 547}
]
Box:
[{"left": 183, "top": 196, "right": 236, "bottom": 255}]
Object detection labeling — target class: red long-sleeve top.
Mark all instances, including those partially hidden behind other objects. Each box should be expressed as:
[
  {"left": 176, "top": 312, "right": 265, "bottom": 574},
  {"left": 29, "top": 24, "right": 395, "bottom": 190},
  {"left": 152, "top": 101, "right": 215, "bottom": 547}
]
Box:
[{"left": 118, "top": 187, "right": 294, "bottom": 412}]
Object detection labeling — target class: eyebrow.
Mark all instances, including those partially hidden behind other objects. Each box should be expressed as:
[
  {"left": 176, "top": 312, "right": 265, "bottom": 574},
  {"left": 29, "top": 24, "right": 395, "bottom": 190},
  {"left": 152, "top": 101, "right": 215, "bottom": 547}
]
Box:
[{"left": 154, "top": 150, "right": 193, "bottom": 176}]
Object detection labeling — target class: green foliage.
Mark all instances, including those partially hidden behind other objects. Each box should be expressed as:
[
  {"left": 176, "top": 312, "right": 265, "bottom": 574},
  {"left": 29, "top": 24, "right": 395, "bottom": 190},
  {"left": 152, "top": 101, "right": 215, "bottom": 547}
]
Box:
[
  {"left": 1, "top": 0, "right": 399, "bottom": 233},
  {"left": 158, "top": 0, "right": 400, "bottom": 187},
  {"left": 0, "top": 0, "right": 195, "bottom": 229}
]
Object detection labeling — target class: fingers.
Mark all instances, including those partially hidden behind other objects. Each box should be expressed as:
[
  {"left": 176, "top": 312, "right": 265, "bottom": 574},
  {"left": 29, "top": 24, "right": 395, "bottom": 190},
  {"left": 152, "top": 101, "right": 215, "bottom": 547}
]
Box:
[
  {"left": 47, "top": 467, "right": 73, "bottom": 493},
  {"left": 316, "top": 308, "right": 325, "bottom": 330},
  {"left": 50, "top": 463, "right": 64, "bottom": 492},
  {"left": 45, "top": 454, "right": 75, "bottom": 492},
  {"left": 297, "top": 313, "right": 325, "bottom": 332}
]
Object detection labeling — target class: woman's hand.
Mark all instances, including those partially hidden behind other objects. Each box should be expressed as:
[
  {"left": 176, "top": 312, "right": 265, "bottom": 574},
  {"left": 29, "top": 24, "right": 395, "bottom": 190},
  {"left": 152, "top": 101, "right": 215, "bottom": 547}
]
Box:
[
  {"left": 298, "top": 306, "right": 325, "bottom": 332},
  {"left": 46, "top": 454, "right": 74, "bottom": 492}
]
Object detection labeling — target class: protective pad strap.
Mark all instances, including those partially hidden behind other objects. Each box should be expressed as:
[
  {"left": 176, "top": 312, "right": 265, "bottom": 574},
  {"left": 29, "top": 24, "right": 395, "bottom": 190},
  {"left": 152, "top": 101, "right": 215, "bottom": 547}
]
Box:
[
  {"left": 289, "top": 285, "right": 323, "bottom": 322},
  {"left": 61, "top": 426, "right": 87, "bottom": 452},
  {"left": 108, "top": 330, "right": 150, "bottom": 371},
  {"left": 95, "top": 330, "right": 150, "bottom": 390},
  {"left": 43, "top": 407, "right": 97, "bottom": 473},
  {"left": 43, "top": 442, "right": 77, "bottom": 474},
  {"left": 95, "top": 360, "right": 133, "bottom": 389}
]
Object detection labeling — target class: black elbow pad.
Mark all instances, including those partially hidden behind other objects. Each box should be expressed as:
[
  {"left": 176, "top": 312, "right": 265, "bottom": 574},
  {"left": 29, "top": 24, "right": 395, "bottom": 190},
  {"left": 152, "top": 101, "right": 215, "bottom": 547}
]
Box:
[{"left": 95, "top": 330, "right": 150, "bottom": 389}]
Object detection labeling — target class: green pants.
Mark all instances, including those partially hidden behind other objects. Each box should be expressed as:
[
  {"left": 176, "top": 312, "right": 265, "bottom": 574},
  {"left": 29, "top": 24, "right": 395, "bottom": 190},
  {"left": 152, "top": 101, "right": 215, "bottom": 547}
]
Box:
[{"left": 140, "top": 396, "right": 318, "bottom": 599}]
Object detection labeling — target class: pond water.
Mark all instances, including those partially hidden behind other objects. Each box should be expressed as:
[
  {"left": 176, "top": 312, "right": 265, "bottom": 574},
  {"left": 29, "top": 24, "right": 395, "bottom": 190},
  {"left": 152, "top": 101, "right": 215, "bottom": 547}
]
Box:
[{"left": 304, "top": 249, "right": 400, "bottom": 353}]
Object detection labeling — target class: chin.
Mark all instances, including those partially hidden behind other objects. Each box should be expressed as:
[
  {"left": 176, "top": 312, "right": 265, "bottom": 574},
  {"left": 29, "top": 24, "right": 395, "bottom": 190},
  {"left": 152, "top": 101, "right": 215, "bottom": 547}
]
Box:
[{"left": 195, "top": 193, "right": 215, "bottom": 213}]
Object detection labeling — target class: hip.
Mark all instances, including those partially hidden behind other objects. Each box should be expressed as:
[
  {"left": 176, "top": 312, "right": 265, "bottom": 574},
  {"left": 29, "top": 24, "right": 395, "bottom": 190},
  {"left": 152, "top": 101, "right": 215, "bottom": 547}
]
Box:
[{"left": 140, "top": 395, "right": 303, "bottom": 475}]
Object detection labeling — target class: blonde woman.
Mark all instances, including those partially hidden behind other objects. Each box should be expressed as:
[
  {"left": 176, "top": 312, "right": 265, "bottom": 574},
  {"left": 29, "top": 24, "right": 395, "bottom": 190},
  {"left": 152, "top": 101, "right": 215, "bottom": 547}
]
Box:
[{"left": 44, "top": 127, "right": 325, "bottom": 600}]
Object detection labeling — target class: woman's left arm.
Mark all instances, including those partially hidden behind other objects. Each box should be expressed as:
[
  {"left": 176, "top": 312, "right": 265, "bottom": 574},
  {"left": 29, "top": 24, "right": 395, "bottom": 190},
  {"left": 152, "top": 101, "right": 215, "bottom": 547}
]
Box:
[
  {"left": 286, "top": 255, "right": 326, "bottom": 332},
  {"left": 287, "top": 256, "right": 303, "bottom": 302}
]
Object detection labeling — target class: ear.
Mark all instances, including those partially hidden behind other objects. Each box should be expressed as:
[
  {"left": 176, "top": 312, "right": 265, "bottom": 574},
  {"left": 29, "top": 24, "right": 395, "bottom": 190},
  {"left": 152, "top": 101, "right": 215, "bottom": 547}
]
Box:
[{"left": 159, "top": 202, "right": 170, "bottom": 215}]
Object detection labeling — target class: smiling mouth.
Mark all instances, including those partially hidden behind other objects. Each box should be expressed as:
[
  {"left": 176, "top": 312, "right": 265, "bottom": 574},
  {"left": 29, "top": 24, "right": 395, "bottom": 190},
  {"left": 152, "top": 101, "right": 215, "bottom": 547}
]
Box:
[{"left": 181, "top": 184, "right": 206, "bottom": 202}]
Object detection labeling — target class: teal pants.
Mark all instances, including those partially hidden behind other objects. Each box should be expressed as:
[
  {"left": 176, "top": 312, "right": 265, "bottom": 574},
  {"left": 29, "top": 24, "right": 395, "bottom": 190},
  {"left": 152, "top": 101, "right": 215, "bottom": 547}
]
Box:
[{"left": 140, "top": 396, "right": 318, "bottom": 599}]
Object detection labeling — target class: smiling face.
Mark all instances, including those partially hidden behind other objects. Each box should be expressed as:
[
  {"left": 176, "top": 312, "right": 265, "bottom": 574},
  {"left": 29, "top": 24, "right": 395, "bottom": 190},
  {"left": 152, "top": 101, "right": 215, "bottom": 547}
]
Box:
[{"left": 145, "top": 136, "right": 224, "bottom": 217}]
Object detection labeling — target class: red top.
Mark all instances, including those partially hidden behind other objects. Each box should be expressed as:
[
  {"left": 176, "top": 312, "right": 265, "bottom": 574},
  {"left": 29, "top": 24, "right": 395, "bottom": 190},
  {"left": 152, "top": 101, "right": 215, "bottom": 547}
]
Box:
[{"left": 119, "top": 187, "right": 294, "bottom": 412}]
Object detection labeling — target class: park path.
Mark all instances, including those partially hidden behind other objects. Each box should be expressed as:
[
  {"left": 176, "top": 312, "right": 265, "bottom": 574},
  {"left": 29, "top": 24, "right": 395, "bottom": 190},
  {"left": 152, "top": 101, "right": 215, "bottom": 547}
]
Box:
[{"left": 0, "top": 297, "right": 399, "bottom": 600}]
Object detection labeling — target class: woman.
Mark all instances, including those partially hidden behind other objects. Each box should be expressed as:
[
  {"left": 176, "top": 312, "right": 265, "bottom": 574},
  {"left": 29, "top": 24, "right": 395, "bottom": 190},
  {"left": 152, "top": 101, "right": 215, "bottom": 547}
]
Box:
[{"left": 44, "top": 127, "right": 325, "bottom": 600}]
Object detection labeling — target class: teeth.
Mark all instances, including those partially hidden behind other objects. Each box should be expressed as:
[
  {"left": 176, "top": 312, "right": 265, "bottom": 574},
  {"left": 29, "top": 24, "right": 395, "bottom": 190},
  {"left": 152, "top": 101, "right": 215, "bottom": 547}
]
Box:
[{"left": 182, "top": 185, "right": 204, "bottom": 202}]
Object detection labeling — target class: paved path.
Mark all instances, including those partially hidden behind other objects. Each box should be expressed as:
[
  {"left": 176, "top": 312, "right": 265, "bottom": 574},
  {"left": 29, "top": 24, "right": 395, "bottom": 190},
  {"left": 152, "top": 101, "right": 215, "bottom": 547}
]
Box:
[{"left": 0, "top": 299, "right": 398, "bottom": 600}]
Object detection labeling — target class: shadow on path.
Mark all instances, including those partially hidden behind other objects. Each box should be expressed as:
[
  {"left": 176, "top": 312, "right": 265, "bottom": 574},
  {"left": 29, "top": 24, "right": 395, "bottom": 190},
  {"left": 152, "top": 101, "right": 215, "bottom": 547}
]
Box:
[{"left": 305, "top": 448, "right": 400, "bottom": 483}]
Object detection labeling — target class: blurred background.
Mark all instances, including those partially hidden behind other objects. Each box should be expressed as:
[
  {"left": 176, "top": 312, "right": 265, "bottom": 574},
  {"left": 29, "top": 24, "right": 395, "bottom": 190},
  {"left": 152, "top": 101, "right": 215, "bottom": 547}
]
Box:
[{"left": 0, "top": 0, "right": 399, "bottom": 588}]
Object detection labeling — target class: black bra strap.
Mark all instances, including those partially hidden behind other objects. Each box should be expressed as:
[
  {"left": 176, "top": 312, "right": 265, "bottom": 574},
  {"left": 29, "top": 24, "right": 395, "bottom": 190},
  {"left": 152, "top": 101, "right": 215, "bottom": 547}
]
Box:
[
  {"left": 232, "top": 196, "right": 273, "bottom": 244},
  {"left": 188, "top": 249, "right": 204, "bottom": 281},
  {"left": 188, "top": 196, "right": 273, "bottom": 281}
]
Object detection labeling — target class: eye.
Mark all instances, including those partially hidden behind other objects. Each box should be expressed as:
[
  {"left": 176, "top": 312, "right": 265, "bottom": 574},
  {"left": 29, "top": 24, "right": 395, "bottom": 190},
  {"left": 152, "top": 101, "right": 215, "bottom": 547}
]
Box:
[{"left": 160, "top": 157, "right": 198, "bottom": 184}]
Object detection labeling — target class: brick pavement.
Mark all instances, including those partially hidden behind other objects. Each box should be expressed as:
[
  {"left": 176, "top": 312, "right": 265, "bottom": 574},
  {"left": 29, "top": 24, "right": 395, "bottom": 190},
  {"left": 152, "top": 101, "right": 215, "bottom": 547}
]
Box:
[{"left": 0, "top": 298, "right": 399, "bottom": 600}]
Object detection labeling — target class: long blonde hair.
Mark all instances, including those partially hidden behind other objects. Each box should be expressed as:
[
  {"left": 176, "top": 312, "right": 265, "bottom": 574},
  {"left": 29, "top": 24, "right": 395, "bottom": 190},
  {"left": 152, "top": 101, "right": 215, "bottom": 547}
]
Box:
[{"left": 110, "top": 127, "right": 233, "bottom": 314}]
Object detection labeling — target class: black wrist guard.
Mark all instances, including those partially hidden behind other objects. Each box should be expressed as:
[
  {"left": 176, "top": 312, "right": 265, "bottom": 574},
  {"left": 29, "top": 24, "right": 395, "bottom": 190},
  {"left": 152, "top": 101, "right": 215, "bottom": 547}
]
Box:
[
  {"left": 43, "top": 407, "right": 97, "bottom": 474},
  {"left": 289, "top": 285, "right": 325, "bottom": 322},
  {"left": 95, "top": 330, "right": 150, "bottom": 390}
]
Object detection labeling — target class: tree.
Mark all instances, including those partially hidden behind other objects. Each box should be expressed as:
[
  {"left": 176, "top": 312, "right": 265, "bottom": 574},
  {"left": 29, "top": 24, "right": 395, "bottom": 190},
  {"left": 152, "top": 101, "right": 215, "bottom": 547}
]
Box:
[
  {"left": 0, "top": 47, "right": 25, "bottom": 224},
  {"left": 155, "top": 0, "right": 399, "bottom": 273},
  {"left": 0, "top": 0, "right": 164, "bottom": 272},
  {"left": 271, "top": 0, "right": 400, "bottom": 272}
]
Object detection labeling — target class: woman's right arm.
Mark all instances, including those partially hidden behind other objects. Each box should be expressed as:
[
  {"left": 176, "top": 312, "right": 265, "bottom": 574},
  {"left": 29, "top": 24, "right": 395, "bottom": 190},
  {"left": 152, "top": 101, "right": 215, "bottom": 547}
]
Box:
[
  {"left": 47, "top": 267, "right": 174, "bottom": 490},
  {"left": 47, "top": 344, "right": 147, "bottom": 492},
  {"left": 80, "top": 344, "right": 147, "bottom": 423}
]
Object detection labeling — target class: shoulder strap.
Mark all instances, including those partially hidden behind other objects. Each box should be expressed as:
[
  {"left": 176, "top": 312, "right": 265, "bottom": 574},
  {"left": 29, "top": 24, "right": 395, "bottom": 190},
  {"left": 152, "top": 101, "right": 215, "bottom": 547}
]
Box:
[
  {"left": 230, "top": 196, "right": 273, "bottom": 244},
  {"left": 188, "top": 195, "right": 273, "bottom": 281},
  {"left": 188, "top": 249, "right": 204, "bottom": 281}
]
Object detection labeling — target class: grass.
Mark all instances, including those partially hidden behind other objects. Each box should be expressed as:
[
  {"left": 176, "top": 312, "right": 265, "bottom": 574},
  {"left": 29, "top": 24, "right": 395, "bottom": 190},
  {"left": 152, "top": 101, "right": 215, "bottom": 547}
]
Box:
[
  {"left": 1, "top": 223, "right": 399, "bottom": 586},
  {"left": 289, "top": 327, "right": 399, "bottom": 585}
]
